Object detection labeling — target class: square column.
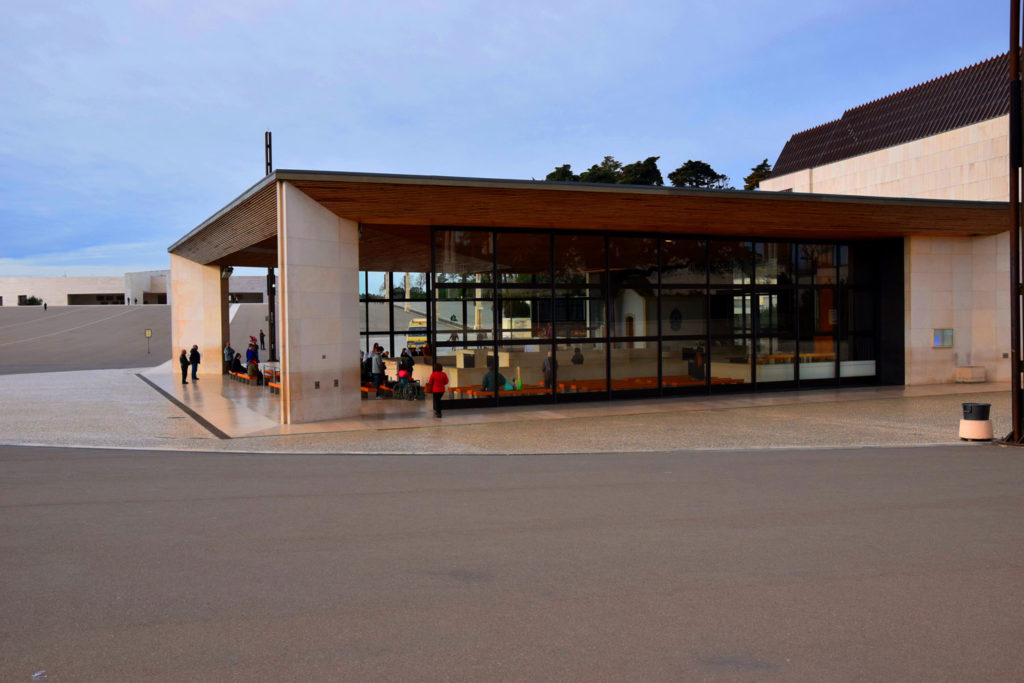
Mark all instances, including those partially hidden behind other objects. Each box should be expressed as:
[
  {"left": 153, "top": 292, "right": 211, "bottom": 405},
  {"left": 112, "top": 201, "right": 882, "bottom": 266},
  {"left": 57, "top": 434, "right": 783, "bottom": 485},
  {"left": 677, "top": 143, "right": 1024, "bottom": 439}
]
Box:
[
  {"left": 169, "top": 253, "right": 229, "bottom": 377},
  {"left": 278, "top": 182, "right": 360, "bottom": 423}
]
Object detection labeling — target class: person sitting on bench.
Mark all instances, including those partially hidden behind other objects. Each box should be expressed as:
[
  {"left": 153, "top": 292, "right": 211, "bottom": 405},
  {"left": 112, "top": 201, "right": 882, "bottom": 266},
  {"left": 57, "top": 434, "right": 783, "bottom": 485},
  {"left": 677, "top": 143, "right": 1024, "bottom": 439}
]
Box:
[
  {"left": 247, "top": 358, "right": 264, "bottom": 385},
  {"left": 481, "top": 368, "right": 507, "bottom": 392},
  {"left": 230, "top": 353, "right": 244, "bottom": 374}
]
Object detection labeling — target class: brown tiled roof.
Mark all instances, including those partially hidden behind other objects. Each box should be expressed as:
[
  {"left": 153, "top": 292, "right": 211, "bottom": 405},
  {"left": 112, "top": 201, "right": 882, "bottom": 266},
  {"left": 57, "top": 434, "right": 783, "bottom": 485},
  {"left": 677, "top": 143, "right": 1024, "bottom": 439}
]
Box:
[{"left": 771, "top": 52, "right": 1010, "bottom": 177}]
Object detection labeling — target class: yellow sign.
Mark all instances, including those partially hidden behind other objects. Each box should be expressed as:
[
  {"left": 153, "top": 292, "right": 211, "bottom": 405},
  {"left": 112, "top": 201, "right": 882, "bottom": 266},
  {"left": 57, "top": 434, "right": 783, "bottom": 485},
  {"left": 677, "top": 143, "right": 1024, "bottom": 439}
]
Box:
[{"left": 145, "top": 329, "right": 152, "bottom": 338}]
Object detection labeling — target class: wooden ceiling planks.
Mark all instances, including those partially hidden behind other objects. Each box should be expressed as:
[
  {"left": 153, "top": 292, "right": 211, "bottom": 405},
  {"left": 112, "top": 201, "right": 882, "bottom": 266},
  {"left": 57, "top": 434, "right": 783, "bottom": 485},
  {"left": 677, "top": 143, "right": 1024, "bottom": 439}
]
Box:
[
  {"left": 289, "top": 177, "right": 1006, "bottom": 240},
  {"left": 170, "top": 182, "right": 278, "bottom": 266}
]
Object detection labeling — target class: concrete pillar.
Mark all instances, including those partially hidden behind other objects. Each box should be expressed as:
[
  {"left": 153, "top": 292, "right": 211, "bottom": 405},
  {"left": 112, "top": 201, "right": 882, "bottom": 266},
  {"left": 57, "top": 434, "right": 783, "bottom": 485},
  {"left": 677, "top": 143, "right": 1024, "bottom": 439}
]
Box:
[
  {"left": 278, "top": 182, "right": 361, "bottom": 424},
  {"left": 169, "top": 253, "right": 228, "bottom": 377}
]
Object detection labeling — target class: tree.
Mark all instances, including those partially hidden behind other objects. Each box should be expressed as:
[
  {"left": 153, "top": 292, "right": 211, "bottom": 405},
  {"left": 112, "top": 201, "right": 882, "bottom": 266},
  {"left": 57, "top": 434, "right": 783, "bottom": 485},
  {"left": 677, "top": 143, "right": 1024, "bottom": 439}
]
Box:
[
  {"left": 579, "top": 156, "right": 623, "bottom": 184},
  {"left": 21, "top": 296, "right": 43, "bottom": 306},
  {"left": 668, "top": 160, "right": 731, "bottom": 189},
  {"left": 545, "top": 164, "right": 579, "bottom": 182},
  {"left": 619, "top": 156, "right": 664, "bottom": 186},
  {"left": 743, "top": 158, "right": 772, "bottom": 191}
]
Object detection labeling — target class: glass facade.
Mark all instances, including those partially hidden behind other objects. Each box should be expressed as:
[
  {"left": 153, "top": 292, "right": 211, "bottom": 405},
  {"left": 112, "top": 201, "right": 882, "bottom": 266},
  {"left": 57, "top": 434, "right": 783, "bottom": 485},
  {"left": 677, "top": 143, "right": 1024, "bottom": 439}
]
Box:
[{"left": 358, "top": 226, "right": 883, "bottom": 408}]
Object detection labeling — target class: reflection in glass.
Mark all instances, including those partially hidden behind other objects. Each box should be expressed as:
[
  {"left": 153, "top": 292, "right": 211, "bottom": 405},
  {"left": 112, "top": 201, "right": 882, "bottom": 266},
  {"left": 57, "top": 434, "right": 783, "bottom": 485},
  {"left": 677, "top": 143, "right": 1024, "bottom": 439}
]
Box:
[
  {"left": 798, "top": 244, "right": 835, "bottom": 285},
  {"left": 435, "top": 230, "right": 493, "bottom": 285},
  {"left": 754, "top": 291, "right": 796, "bottom": 382},
  {"left": 391, "top": 272, "right": 429, "bottom": 300},
  {"left": 756, "top": 337, "right": 795, "bottom": 382},
  {"left": 609, "top": 237, "right": 658, "bottom": 338},
  {"left": 610, "top": 340, "right": 658, "bottom": 390},
  {"left": 661, "top": 339, "right": 707, "bottom": 387},
  {"left": 360, "top": 271, "right": 389, "bottom": 301},
  {"left": 497, "top": 232, "right": 551, "bottom": 284},
  {"left": 662, "top": 238, "right": 706, "bottom": 285},
  {"left": 552, "top": 291, "right": 605, "bottom": 339},
  {"left": 365, "top": 301, "right": 394, "bottom": 354},
  {"left": 556, "top": 342, "right": 606, "bottom": 393},
  {"left": 486, "top": 342, "right": 556, "bottom": 395},
  {"left": 798, "top": 288, "right": 836, "bottom": 379},
  {"left": 755, "top": 242, "right": 794, "bottom": 285},
  {"left": 709, "top": 338, "right": 752, "bottom": 384},
  {"left": 840, "top": 288, "right": 876, "bottom": 377},
  {"left": 661, "top": 289, "right": 706, "bottom": 336},
  {"left": 840, "top": 243, "right": 877, "bottom": 286},
  {"left": 709, "top": 241, "right": 752, "bottom": 285},
  {"left": 710, "top": 290, "right": 751, "bottom": 337},
  {"left": 555, "top": 234, "right": 605, "bottom": 287},
  {"left": 432, "top": 343, "right": 495, "bottom": 398},
  {"left": 499, "top": 291, "right": 549, "bottom": 339},
  {"left": 436, "top": 300, "right": 492, "bottom": 341}
]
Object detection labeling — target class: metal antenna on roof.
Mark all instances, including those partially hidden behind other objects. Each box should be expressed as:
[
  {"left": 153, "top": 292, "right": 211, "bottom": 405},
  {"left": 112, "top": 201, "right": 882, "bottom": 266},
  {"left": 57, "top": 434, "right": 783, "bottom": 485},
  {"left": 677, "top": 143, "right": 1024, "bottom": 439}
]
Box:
[{"left": 265, "top": 131, "right": 273, "bottom": 176}]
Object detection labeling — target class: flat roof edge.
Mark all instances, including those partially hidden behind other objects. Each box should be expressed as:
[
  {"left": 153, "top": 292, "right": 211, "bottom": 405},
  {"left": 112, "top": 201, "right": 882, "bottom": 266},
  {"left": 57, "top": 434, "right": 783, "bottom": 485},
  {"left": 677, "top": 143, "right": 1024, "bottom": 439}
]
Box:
[{"left": 272, "top": 169, "right": 1007, "bottom": 211}]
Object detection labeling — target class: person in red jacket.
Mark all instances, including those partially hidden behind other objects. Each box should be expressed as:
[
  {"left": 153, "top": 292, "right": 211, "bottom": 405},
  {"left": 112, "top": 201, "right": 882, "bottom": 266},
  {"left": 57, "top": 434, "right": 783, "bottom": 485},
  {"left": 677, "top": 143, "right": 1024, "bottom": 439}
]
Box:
[{"left": 427, "top": 362, "right": 449, "bottom": 418}]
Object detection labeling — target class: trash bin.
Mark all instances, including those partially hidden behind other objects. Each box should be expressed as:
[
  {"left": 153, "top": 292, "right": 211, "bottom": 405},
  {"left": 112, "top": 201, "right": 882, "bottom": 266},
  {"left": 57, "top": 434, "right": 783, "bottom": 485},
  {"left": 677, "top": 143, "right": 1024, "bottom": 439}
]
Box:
[{"left": 962, "top": 402, "right": 991, "bottom": 421}]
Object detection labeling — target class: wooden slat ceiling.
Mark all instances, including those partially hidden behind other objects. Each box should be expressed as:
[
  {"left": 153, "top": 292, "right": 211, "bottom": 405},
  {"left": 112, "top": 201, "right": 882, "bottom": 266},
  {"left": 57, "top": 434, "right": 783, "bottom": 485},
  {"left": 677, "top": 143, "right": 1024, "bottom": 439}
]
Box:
[
  {"left": 288, "top": 176, "right": 1007, "bottom": 240},
  {"left": 170, "top": 182, "right": 277, "bottom": 266}
]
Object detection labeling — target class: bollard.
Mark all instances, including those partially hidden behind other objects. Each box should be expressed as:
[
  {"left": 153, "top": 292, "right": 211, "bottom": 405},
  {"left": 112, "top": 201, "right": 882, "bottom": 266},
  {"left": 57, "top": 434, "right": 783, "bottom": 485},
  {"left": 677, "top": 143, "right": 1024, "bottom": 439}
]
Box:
[{"left": 959, "top": 402, "right": 992, "bottom": 441}]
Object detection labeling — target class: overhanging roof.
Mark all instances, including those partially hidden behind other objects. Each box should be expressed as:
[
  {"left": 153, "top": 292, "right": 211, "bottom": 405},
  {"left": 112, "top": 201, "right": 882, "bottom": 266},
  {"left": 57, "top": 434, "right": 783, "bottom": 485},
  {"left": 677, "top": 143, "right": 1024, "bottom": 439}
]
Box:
[{"left": 169, "top": 169, "right": 1009, "bottom": 266}]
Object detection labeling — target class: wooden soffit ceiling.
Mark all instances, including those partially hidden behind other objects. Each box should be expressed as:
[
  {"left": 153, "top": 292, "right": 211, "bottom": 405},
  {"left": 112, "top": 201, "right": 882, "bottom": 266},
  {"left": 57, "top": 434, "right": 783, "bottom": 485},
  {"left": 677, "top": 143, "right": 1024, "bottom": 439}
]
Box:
[
  {"left": 169, "top": 180, "right": 277, "bottom": 266},
  {"left": 280, "top": 171, "right": 1008, "bottom": 240}
]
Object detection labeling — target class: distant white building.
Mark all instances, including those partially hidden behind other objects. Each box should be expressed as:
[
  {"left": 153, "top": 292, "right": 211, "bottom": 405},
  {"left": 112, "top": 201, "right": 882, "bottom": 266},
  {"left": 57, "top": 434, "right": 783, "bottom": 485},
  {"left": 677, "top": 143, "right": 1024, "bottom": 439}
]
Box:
[{"left": 0, "top": 270, "right": 267, "bottom": 307}]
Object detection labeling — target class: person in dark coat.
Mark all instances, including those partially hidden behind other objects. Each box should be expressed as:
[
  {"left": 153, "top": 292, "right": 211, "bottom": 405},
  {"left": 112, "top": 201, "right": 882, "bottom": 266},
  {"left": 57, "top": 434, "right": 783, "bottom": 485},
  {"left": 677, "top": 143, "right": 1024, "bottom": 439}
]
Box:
[
  {"left": 179, "top": 349, "right": 190, "bottom": 385},
  {"left": 189, "top": 345, "right": 201, "bottom": 381},
  {"left": 230, "top": 353, "right": 244, "bottom": 373},
  {"left": 542, "top": 351, "right": 557, "bottom": 389},
  {"left": 223, "top": 341, "right": 235, "bottom": 374},
  {"left": 259, "top": 329, "right": 266, "bottom": 350}
]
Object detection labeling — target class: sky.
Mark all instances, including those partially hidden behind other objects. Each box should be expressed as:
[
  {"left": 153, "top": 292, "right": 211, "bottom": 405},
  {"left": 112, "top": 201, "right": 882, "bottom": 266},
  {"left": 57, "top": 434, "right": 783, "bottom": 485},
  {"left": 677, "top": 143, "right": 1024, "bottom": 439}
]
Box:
[{"left": 0, "top": 0, "right": 1009, "bottom": 276}]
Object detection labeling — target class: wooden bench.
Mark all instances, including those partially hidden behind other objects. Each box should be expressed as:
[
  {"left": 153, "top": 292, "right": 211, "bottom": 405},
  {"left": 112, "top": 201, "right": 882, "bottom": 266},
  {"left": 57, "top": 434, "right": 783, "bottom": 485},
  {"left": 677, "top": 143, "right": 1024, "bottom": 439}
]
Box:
[{"left": 360, "top": 383, "right": 394, "bottom": 397}]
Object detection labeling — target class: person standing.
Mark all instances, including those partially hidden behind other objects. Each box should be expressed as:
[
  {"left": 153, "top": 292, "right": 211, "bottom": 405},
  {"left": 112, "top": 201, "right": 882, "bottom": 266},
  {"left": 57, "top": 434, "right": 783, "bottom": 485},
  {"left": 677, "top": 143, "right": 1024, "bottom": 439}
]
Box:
[
  {"left": 542, "top": 350, "right": 557, "bottom": 389},
  {"left": 179, "top": 349, "right": 190, "bottom": 385},
  {"left": 189, "top": 345, "right": 201, "bottom": 381},
  {"left": 223, "top": 341, "right": 234, "bottom": 374},
  {"left": 427, "top": 362, "right": 449, "bottom": 418},
  {"left": 371, "top": 346, "right": 385, "bottom": 399},
  {"left": 259, "top": 329, "right": 266, "bottom": 350},
  {"left": 43, "top": 302, "right": 47, "bottom": 311}
]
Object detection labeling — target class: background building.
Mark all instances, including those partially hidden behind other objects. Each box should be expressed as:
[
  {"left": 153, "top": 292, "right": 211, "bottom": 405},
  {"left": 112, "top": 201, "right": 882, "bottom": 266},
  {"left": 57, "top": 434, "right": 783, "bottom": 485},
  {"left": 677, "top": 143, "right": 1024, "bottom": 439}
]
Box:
[
  {"left": 0, "top": 271, "right": 268, "bottom": 307},
  {"left": 762, "top": 52, "right": 1011, "bottom": 385}
]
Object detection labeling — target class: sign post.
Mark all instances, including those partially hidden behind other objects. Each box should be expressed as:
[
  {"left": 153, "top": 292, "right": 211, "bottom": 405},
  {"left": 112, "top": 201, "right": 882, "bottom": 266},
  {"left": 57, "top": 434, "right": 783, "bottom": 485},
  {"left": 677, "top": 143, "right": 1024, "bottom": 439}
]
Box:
[{"left": 145, "top": 328, "right": 152, "bottom": 355}]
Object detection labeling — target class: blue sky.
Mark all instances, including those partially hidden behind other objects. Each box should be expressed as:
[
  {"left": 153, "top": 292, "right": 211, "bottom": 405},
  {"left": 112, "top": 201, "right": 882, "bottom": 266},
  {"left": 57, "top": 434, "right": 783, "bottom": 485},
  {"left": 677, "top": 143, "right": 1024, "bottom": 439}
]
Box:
[{"left": 0, "top": 0, "right": 1008, "bottom": 275}]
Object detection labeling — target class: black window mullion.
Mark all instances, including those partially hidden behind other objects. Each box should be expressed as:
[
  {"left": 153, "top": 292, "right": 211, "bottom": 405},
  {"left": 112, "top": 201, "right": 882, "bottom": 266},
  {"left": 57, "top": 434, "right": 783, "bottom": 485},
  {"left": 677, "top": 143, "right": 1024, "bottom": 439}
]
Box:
[
  {"left": 492, "top": 231, "right": 499, "bottom": 404},
  {"left": 549, "top": 232, "right": 556, "bottom": 399},
  {"left": 833, "top": 243, "right": 840, "bottom": 385},
  {"left": 656, "top": 237, "right": 663, "bottom": 395},
  {"left": 604, "top": 233, "right": 611, "bottom": 400},
  {"left": 749, "top": 246, "right": 757, "bottom": 388},
  {"left": 387, "top": 272, "right": 395, "bottom": 356}
]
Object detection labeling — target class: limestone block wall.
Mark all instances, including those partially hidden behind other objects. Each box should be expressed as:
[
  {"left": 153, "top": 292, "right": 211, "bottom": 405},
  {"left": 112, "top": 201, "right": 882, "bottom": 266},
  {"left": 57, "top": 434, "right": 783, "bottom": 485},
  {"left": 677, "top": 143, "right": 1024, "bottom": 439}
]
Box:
[
  {"left": 762, "top": 116, "right": 1009, "bottom": 201},
  {"left": 0, "top": 276, "right": 126, "bottom": 307},
  {"left": 278, "top": 182, "right": 361, "bottom": 424},
  {"left": 762, "top": 116, "right": 1011, "bottom": 385},
  {"left": 169, "top": 254, "right": 228, "bottom": 377},
  {"left": 904, "top": 234, "right": 1010, "bottom": 385},
  {"left": 124, "top": 270, "right": 170, "bottom": 305}
]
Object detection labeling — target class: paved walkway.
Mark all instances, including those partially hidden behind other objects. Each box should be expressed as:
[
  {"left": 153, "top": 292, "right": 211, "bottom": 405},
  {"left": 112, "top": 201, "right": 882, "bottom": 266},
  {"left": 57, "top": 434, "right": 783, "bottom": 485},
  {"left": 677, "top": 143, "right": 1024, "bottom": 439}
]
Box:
[{"left": 0, "top": 361, "right": 1013, "bottom": 454}]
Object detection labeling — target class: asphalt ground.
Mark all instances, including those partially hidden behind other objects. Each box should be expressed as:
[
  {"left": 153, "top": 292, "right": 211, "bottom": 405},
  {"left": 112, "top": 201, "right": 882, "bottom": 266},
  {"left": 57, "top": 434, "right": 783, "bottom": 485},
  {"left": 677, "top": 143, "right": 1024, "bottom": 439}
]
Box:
[
  {"left": 0, "top": 305, "right": 275, "bottom": 376},
  {"left": 2, "top": 443, "right": 1022, "bottom": 681}
]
